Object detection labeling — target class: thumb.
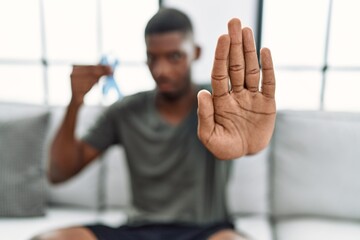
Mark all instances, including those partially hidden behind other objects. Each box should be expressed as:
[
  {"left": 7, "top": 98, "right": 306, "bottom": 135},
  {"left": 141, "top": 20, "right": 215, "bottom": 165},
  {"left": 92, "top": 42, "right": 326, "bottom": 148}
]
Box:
[{"left": 197, "top": 89, "right": 215, "bottom": 143}]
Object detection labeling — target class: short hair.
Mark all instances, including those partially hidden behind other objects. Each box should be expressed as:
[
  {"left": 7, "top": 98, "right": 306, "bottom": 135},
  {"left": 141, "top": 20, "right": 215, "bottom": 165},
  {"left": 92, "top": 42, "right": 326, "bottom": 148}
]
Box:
[{"left": 145, "top": 8, "right": 193, "bottom": 37}]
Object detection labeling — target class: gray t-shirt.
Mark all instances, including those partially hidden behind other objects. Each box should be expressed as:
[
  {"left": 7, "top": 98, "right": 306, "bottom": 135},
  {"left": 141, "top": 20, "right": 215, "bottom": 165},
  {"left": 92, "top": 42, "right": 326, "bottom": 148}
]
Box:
[{"left": 83, "top": 86, "right": 233, "bottom": 225}]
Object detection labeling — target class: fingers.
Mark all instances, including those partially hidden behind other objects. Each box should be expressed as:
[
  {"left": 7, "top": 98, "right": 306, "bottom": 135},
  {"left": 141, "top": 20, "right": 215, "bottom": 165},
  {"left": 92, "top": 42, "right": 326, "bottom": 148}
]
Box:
[
  {"left": 243, "top": 27, "right": 260, "bottom": 92},
  {"left": 70, "top": 65, "right": 113, "bottom": 100},
  {"left": 227, "top": 19, "right": 260, "bottom": 93},
  {"left": 72, "top": 65, "right": 112, "bottom": 77},
  {"left": 211, "top": 34, "right": 230, "bottom": 97},
  {"left": 228, "top": 18, "right": 245, "bottom": 92},
  {"left": 197, "top": 90, "right": 215, "bottom": 142},
  {"left": 260, "top": 48, "right": 275, "bottom": 98}
]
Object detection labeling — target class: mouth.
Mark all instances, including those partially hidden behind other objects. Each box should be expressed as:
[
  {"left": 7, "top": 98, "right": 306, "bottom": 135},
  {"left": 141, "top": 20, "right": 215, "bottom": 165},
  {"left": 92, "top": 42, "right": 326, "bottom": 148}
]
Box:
[{"left": 157, "top": 81, "right": 174, "bottom": 92}]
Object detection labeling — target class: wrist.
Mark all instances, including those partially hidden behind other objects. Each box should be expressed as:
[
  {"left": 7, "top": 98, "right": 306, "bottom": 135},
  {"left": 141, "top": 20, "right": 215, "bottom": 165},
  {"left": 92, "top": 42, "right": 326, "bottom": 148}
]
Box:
[{"left": 70, "top": 95, "right": 84, "bottom": 107}]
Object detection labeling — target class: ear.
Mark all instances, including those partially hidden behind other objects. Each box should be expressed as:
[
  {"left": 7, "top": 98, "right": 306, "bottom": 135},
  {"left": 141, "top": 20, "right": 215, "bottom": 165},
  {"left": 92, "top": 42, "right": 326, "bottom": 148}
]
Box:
[{"left": 194, "top": 45, "right": 201, "bottom": 60}]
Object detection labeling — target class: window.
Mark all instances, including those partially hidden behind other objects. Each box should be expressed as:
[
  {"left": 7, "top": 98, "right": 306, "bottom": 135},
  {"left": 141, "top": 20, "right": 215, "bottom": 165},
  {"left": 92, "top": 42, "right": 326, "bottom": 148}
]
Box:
[
  {"left": 262, "top": 0, "right": 360, "bottom": 111},
  {"left": 0, "top": 0, "right": 158, "bottom": 105},
  {"left": 1, "top": 0, "right": 359, "bottom": 112},
  {"left": 0, "top": 0, "right": 43, "bottom": 104}
]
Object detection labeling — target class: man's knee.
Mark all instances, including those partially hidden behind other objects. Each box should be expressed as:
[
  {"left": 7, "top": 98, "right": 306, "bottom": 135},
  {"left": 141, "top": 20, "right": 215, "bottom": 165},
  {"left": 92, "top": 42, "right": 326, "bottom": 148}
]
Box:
[
  {"left": 30, "top": 227, "right": 96, "bottom": 240},
  {"left": 208, "top": 229, "right": 248, "bottom": 240}
]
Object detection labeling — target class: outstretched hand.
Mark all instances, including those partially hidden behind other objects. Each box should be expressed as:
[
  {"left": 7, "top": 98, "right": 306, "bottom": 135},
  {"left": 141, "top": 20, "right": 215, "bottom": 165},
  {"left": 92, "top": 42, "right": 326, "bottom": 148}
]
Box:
[{"left": 197, "top": 18, "right": 276, "bottom": 160}]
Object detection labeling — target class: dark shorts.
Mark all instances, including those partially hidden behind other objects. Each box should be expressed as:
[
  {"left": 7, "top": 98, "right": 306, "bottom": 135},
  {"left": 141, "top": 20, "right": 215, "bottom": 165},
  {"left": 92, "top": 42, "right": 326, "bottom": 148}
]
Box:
[{"left": 86, "top": 221, "right": 236, "bottom": 240}]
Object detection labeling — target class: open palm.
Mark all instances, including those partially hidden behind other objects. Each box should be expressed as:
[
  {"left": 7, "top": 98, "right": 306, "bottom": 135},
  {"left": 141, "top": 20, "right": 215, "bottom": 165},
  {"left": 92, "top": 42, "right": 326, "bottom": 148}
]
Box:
[{"left": 197, "top": 18, "right": 276, "bottom": 160}]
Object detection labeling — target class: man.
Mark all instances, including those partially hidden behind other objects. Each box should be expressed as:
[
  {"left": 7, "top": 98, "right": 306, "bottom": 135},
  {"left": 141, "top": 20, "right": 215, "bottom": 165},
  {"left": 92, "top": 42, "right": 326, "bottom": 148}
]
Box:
[{"left": 34, "top": 8, "right": 275, "bottom": 240}]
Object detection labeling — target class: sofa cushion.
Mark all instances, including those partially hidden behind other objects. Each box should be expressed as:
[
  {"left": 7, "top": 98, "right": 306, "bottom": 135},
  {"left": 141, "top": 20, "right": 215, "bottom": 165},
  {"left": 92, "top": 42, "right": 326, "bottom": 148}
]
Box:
[
  {"left": 275, "top": 218, "right": 360, "bottom": 240},
  {"left": 47, "top": 106, "right": 105, "bottom": 209},
  {"left": 0, "top": 103, "right": 107, "bottom": 209},
  {"left": 0, "top": 207, "right": 100, "bottom": 240},
  {"left": 271, "top": 111, "right": 360, "bottom": 220},
  {"left": 102, "top": 145, "right": 132, "bottom": 208},
  {"left": 227, "top": 148, "right": 269, "bottom": 215},
  {"left": 234, "top": 215, "right": 273, "bottom": 240},
  {"left": 0, "top": 110, "right": 49, "bottom": 217},
  {"left": 96, "top": 208, "right": 128, "bottom": 227}
]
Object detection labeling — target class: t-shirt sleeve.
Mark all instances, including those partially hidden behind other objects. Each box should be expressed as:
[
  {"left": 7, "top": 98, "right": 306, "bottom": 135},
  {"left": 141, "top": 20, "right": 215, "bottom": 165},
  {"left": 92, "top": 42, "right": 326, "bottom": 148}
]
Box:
[{"left": 81, "top": 104, "right": 121, "bottom": 152}]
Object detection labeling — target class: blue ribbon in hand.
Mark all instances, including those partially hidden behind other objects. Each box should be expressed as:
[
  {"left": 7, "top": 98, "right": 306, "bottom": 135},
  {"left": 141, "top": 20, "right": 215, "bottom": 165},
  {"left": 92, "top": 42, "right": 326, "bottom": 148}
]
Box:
[{"left": 99, "top": 55, "right": 122, "bottom": 99}]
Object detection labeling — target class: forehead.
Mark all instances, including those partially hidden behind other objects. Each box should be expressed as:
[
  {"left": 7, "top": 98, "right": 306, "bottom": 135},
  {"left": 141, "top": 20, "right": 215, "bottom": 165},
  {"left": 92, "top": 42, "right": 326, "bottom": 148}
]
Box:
[{"left": 145, "top": 31, "right": 192, "bottom": 53}]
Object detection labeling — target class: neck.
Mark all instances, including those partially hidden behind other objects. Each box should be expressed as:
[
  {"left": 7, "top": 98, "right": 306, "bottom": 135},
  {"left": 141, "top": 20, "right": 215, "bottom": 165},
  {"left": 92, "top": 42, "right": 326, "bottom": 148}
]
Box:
[{"left": 155, "top": 84, "right": 197, "bottom": 125}]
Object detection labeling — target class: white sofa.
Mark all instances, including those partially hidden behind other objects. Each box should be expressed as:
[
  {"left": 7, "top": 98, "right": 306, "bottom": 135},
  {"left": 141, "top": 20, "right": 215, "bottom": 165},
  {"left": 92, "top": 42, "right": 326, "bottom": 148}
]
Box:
[{"left": 1, "top": 102, "right": 360, "bottom": 240}]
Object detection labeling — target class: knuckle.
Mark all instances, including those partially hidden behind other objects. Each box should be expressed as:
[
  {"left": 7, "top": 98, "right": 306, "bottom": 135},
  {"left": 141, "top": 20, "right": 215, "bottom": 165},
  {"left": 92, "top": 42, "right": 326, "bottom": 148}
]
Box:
[
  {"left": 246, "top": 68, "right": 260, "bottom": 75},
  {"left": 212, "top": 74, "right": 228, "bottom": 81},
  {"left": 247, "top": 85, "right": 258, "bottom": 92},
  {"left": 262, "top": 79, "right": 275, "bottom": 86},
  {"left": 231, "top": 84, "right": 244, "bottom": 93},
  {"left": 229, "top": 64, "right": 244, "bottom": 72}
]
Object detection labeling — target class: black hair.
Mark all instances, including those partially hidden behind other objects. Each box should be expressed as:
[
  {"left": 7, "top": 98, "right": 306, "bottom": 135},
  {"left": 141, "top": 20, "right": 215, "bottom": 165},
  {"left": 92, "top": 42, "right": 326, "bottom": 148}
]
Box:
[{"left": 145, "top": 8, "right": 193, "bottom": 37}]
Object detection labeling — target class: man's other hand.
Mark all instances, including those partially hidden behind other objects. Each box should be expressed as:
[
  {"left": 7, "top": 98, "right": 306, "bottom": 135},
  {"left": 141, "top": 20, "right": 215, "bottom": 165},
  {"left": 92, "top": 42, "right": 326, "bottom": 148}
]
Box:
[
  {"left": 70, "top": 65, "right": 112, "bottom": 104},
  {"left": 197, "top": 18, "right": 276, "bottom": 160}
]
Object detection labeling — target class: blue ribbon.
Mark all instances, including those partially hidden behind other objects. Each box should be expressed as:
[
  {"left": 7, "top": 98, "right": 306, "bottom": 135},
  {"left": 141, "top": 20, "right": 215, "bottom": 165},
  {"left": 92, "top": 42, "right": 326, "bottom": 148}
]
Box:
[{"left": 99, "top": 55, "right": 122, "bottom": 99}]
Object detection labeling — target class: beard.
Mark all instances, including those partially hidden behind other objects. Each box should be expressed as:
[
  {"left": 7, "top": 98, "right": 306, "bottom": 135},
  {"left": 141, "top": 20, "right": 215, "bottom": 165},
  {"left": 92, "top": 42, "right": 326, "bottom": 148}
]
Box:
[
  {"left": 156, "top": 76, "right": 192, "bottom": 102},
  {"left": 159, "top": 88, "right": 188, "bottom": 102},
  {"left": 158, "top": 86, "right": 189, "bottom": 102}
]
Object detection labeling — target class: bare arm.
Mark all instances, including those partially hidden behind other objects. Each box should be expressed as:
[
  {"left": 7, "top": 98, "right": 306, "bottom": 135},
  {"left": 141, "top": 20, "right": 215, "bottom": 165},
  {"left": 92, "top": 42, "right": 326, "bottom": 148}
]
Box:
[{"left": 48, "top": 65, "right": 112, "bottom": 184}]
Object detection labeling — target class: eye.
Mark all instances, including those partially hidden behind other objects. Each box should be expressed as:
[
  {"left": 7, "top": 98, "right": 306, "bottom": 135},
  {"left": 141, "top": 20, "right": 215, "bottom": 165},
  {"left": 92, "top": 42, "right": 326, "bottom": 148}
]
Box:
[{"left": 168, "top": 52, "right": 182, "bottom": 62}]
